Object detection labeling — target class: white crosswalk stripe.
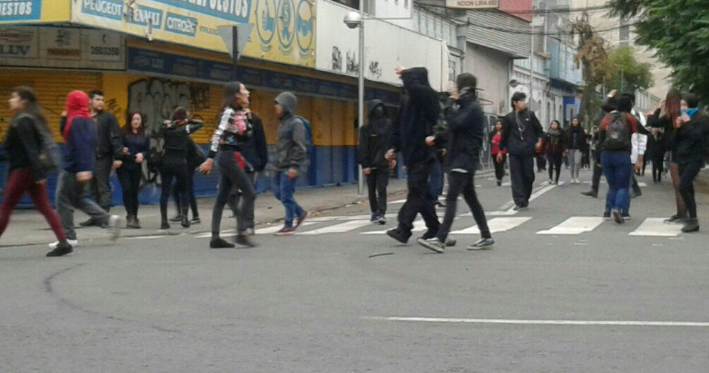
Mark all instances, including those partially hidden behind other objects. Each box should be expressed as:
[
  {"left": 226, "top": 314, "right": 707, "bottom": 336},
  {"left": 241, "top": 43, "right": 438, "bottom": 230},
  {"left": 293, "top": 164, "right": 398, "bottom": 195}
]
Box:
[
  {"left": 362, "top": 220, "right": 426, "bottom": 235},
  {"left": 450, "top": 217, "right": 532, "bottom": 235},
  {"left": 299, "top": 220, "right": 373, "bottom": 235},
  {"left": 538, "top": 217, "right": 605, "bottom": 235},
  {"left": 629, "top": 218, "right": 683, "bottom": 237}
]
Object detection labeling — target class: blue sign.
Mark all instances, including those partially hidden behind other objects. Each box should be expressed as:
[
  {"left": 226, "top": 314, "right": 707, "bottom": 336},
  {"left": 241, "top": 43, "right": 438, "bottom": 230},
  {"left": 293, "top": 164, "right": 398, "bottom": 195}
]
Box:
[
  {"left": 81, "top": 0, "right": 123, "bottom": 21},
  {"left": 151, "top": 0, "right": 251, "bottom": 23},
  {"left": 0, "top": 0, "right": 42, "bottom": 22},
  {"left": 127, "top": 47, "right": 400, "bottom": 105},
  {"left": 164, "top": 12, "right": 197, "bottom": 37},
  {"left": 127, "top": 5, "right": 163, "bottom": 27}
]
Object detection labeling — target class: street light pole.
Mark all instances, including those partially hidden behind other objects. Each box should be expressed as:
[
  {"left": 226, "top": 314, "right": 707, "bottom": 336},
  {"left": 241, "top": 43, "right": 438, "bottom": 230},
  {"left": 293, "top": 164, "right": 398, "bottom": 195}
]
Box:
[{"left": 357, "top": 0, "right": 365, "bottom": 195}]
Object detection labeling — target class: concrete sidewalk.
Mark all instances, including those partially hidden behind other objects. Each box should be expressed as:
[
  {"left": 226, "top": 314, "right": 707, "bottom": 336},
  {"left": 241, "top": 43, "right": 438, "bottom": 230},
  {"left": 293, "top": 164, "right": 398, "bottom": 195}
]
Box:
[{"left": 0, "top": 179, "right": 409, "bottom": 248}]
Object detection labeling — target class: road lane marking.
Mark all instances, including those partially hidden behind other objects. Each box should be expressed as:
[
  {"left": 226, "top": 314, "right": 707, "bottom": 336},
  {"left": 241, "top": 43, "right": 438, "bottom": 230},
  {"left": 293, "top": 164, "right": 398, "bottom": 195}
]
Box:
[
  {"left": 298, "top": 220, "right": 373, "bottom": 235},
  {"left": 365, "top": 316, "right": 709, "bottom": 327},
  {"left": 450, "top": 217, "right": 531, "bottom": 235},
  {"left": 362, "top": 220, "right": 426, "bottom": 235},
  {"left": 630, "top": 218, "right": 683, "bottom": 237},
  {"left": 537, "top": 217, "right": 605, "bottom": 235}
]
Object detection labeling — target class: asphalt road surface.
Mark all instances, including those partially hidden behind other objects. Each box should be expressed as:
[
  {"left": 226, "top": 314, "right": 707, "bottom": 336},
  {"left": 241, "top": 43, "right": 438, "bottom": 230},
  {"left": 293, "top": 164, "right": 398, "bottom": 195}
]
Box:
[{"left": 1, "top": 170, "right": 708, "bottom": 373}]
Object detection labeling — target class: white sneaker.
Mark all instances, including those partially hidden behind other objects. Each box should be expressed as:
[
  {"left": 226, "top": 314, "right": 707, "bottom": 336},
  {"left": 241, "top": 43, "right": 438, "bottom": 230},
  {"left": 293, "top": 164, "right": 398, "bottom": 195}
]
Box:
[
  {"left": 49, "top": 239, "right": 78, "bottom": 249},
  {"left": 108, "top": 215, "right": 123, "bottom": 242}
]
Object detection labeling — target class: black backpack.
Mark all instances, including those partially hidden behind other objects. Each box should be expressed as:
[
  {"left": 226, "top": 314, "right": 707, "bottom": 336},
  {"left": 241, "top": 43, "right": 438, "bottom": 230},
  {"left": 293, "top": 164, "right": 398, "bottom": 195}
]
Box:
[{"left": 604, "top": 112, "right": 631, "bottom": 151}]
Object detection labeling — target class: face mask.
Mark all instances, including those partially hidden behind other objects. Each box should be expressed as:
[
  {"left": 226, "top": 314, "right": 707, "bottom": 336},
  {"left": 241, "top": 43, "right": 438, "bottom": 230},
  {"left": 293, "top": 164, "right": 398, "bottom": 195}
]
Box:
[{"left": 373, "top": 106, "right": 385, "bottom": 118}]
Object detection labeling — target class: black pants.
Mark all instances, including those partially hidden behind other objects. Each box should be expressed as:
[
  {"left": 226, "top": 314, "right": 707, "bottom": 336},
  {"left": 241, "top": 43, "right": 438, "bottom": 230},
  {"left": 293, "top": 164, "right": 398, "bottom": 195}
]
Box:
[
  {"left": 493, "top": 154, "right": 506, "bottom": 183},
  {"left": 652, "top": 157, "right": 664, "bottom": 182},
  {"left": 211, "top": 151, "right": 256, "bottom": 235},
  {"left": 547, "top": 154, "right": 563, "bottom": 183},
  {"left": 536, "top": 154, "right": 546, "bottom": 172},
  {"left": 679, "top": 161, "right": 703, "bottom": 219},
  {"left": 437, "top": 171, "right": 491, "bottom": 242},
  {"left": 90, "top": 157, "right": 114, "bottom": 211},
  {"left": 173, "top": 169, "right": 198, "bottom": 218},
  {"left": 591, "top": 161, "right": 603, "bottom": 191},
  {"left": 631, "top": 174, "right": 641, "bottom": 194},
  {"left": 228, "top": 172, "right": 258, "bottom": 230},
  {"left": 160, "top": 156, "right": 189, "bottom": 223},
  {"left": 117, "top": 165, "right": 142, "bottom": 218},
  {"left": 366, "top": 168, "right": 389, "bottom": 215},
  {"left": 508, "top": 154, "right": 535, "bottom": 207},
  {"left": 398, "top": 160, "right": 440, "bottom": 236}
]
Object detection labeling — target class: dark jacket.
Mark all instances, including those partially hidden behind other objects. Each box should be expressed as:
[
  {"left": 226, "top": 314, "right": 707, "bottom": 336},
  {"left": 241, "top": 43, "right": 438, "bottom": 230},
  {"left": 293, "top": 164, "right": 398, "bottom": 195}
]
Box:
[
  {"left": 3, "top": 114, "right": 46, "bottom": 182},
  {"left": 543, "top": 129, "right": 566, "bottom": 156},
  {"left": 237, "top": 112, "right": 268, "bottom": 172},
  {"left": 434, "top": 90, "right": 484, "bottom": 173},
  {"left": 121, "top": 133, "right": 150, "bottom": 169},
  {"left": 566, "top": 125, "right": 585, "bottom": 150},
  {"left": 161, "top": 120, "right": 204, "bottom": 156},
  {"left": 93, "top": 111, "right": 123, "bottom": 160},
  {"left": 500, "top": 109, "right": 544, "bottom": 156},
  {"left": 274, "top": 92, "right": 308, "bottom": 172},
  {"left": 671, "top": 112, "right": 709, "bottom": 165},
  {"left": 63, "top": 117, "right": 97, "bottom": 174},
  {"left": 390, "top": 67, "right": 440, "bottom": 166},
  {"left": 648, "top": 108, "right": 675, "bottom": 159},
  {"left": 647, "top": 131, "right": 666, "bottom": 161},
  {"left": 358, "top": 100, "right": 393, "bottom": 169}
]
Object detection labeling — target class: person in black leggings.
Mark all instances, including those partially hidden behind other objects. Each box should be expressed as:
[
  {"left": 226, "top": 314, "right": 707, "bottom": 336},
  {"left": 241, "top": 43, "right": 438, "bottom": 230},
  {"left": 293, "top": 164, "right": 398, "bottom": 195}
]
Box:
[
  {"left": 159, "top": 108, "right": 203, "bottom": 230},
  {"left": 199, "top": 81, "right": 258, "bottom": 248},
  {"left": 118, "top": 111, "right": 149, "bottom": 229},
  {"left": 171, "top": 136, "right": 204, "bottom": 225},
  {"left": 543, "top": 120, "right": 566, "bottom": 185}
]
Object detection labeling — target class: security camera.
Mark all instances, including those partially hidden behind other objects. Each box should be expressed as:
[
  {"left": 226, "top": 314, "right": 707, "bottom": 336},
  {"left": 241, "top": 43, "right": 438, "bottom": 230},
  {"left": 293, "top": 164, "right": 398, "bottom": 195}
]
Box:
[{"left": 343, "top": 11, "right": 362, "bottom": 29}]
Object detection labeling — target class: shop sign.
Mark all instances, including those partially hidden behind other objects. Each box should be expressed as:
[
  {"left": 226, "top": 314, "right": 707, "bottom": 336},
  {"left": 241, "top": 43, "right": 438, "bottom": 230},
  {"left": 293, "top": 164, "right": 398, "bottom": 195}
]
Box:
[
  {"left": 0, "top": 27, "right": 38, "bottom": 58},
  {"left": 0, "top": 0, "right": 41, "bottom": 22},
  {"left": 72, "top": 0, "right": 316, "bottom": 67},
  {"left": 445, "top": 0, "right": 499, "bottom": 10}
]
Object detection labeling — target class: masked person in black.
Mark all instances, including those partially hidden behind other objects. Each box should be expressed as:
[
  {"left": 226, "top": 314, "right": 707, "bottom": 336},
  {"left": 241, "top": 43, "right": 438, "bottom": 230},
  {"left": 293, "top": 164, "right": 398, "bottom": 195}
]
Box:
[
  {"left": 359, "top": 100, "right": 394, "bottom": 224},
  {"left": 417, "top": 73, "right": 493, "bottom": 253},
  {"left": 199, "top": 82, "right": 258, "bottom": 248},
  {"left": 671, "top": 93, "right": 708, "bottom": 233},
  {"left": 170, "top": 135, "right": 205, "bottom": 225},
  {"left": 80, "top": 90, "right": 123, "bottom": 227},
  {"left": 499, "top": 92, "right": 544, "bottom": 210},
  {"left": 385, "top": 66, "right": 441, "bottom": 244},
  {"left": 159, "top": 108, "right": 203, "bottom": 230}
]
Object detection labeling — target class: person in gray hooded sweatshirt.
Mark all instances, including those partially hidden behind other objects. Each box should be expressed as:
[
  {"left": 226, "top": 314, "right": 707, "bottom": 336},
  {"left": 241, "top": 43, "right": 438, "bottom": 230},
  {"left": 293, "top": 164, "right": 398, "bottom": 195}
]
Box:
[{"left": 272, "top": 92, "right": 309, "bottom": 235}]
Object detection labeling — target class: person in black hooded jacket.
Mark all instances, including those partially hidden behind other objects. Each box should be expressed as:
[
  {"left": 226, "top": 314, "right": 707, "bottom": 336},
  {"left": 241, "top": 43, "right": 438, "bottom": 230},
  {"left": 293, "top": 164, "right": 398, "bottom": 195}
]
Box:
[
  {"left": 385, "top": 66, "right": 441, "bottom": 244},
  {"left": 359, "top": 100, "right": 394, "bottom": 224}
]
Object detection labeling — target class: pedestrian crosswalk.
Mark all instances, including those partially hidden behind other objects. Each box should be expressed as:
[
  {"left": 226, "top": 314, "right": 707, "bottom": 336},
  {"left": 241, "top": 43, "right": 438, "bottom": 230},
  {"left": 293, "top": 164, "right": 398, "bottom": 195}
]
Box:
[{"left": 199, "top": 214, "right": 687, "bottom": 239}]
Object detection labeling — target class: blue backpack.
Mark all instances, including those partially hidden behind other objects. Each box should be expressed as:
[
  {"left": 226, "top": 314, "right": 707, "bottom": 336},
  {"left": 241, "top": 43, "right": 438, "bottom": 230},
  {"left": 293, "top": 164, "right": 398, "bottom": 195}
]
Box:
[{"left": 296, "top": 115, "right": 314, "bottom": 158}]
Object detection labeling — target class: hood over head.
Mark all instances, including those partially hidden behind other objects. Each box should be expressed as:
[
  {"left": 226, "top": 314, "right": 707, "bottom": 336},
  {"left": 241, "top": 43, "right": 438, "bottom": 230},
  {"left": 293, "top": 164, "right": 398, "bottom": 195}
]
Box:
[
  {"left": 406, "top": 67, "right": 431, "bottom": 88},
  {"left": 64, "top": 90, "right": 91, "bottom": 138},
  {"left": 275, "top": 92, "right": 297, "bottom": 117},
  {"left": 368, "top": 99, "right": 385, "bottom": 117}
]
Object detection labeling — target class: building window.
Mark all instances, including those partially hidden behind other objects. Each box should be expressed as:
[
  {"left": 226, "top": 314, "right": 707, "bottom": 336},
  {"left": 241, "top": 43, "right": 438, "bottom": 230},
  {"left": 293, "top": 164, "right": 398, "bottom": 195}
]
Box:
[{"left": 619, "top": 17, "right": 630, "bottom": 46}]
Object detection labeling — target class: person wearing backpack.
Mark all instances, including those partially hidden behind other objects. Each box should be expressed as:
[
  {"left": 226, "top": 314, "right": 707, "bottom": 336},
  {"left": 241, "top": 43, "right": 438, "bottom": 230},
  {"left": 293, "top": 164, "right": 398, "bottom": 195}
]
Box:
[
  {"left": 0, "top": 87, "right": 72, "bottom": 255},
  {"left": 118, "top": 112, "right": 149, "bottom": 229},
  {"left": 359, "top": 100, "right": 394, "bottom": 224},
  {"left": 671, "top": 93, "right": 709, "bottom": 233},
  {"left": 598, "top": 95, "right": 641, "bottom": 224},
  {"left": 269, "top": 91, "right": 309, "bottom": 236},
  {"left": 199, "top": 82, "right": 258, "bottom": 247}
]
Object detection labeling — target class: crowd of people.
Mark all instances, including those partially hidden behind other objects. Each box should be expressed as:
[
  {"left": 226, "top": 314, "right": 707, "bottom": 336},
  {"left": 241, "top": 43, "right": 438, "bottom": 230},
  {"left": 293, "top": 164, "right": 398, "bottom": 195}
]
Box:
[{"left": 0, "top": 69, "right": 707, "bottom": 257}]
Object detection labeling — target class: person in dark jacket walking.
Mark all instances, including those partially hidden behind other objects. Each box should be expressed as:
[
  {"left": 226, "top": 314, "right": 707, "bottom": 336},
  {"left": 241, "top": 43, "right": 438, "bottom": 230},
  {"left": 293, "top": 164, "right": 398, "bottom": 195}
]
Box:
[
  {"left": 648, "top": 90, "right": 687, "bottom": 223},
  {"left": 417, "top": 73, "right": 493, "bottom": 253},
  {"left": 582, "top": 92, "right": 619, "bottom": 198},
  {"left": 499, "top": 92, "right": 544, "bottom": 211},
  {"left": 159, "top": 108, "right": 203, "bottom": 230},
  {"left": 490, "top": 119, "right": 506, "bottom": 186},
  {"left": 671, "top": 94, "right": 708, "bottom": 233},
  {"left": 359, "top": 100, "right": 394, "bottom": 224},
  {"left": 385, "top": 66, "right": 441, "bottom": 244},
  {"left": 648, "top": 127, "right": 666, "bottom": 183},
  {"left": 171, "top": 135, "right": 204, "bottom": 225},
  {"left": 0, "top": 87, "right": 72, "bottom": 256},
  {"left": 267, "top": 91, "right": 309, "bottom": 236},
  {"left": 118, "top": 112, "right": 149, "bottom": 229},
  {"left": 53, "top": 90, "right": 122, "bottom": 256},
  {"left": 566, "top": 117, "right": 585, "bottom": 183},
  {"left": 544, "top": 120, "right": 566, "bottom": 185},
  {"left": 79, "top": 90, "right": 123, "bottom": 227}
]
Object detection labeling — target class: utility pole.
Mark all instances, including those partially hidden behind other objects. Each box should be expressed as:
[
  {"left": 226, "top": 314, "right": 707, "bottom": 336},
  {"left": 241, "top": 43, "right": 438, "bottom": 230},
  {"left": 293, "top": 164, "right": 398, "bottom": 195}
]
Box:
[{"left": 357, "top": 0, "right": 365, "bottom": 195}]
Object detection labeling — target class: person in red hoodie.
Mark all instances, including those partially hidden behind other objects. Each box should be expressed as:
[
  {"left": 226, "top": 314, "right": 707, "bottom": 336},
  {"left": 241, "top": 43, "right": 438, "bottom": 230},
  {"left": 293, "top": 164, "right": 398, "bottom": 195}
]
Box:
[{"left": 490, "top": 119, "right": 506, "bottom": 186}]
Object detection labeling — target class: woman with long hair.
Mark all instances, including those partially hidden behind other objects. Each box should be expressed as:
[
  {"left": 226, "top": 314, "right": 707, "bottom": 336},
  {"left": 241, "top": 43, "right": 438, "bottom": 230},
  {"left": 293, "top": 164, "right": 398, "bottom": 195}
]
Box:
[
  {"left": 648, "top": 90, "right": 686, "bottom": 223},
  {"left": 199, "top": 81, "right": 258, "bottom": 249},
  {"left": 159, "top": 107, "right": 203, "bottom": 230},
  {"left": 118, "top": 111, "right": 149, "bottom": 229},
  {"left": 566, "top": 117, "right": 585, "bottom": 183},
  {"left": 543, "top": 120, "right": 566, "bottom": 185},
  {"left": 0, "top": 87, "right": 72, "bottom": 255},
  {"left": 489, "top": 119, "right": 506, "bottom": 186}
]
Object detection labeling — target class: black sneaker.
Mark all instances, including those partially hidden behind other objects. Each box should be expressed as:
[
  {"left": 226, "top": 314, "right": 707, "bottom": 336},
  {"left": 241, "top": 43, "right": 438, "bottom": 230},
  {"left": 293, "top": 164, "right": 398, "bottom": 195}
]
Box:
[
  {"left": 377, "top": 215, "right": 387, "bottom": 225},
  {"left": 468, "top": 238, "right": 495, "bottom": 250},
  {"left": 682, "top": 219, "right": 700, "bottom": 233},
  {"left": 371, "top": 214, "right": 378, "bottom": 223},
  {"left": 622, "top": 211, "right": 632, "bottom": 221},
  {"left": 79, "top": 218, "right": 96, "bottom": 227},
  {"left": 612, "top": 209, "right": 624, "bottom": 224},
  {"left": 235, "top": 235, "right": 257, "bottom": 247},
  {"left": 210, "top": 238, "right": 235, "bottom": 249},
  {"left": 603, "top": 211, "right": 611, "bottom": 220},
  {"left": 664, "top": 215, "right": 686, "bottom": 224},
  {"left": 181, "top": 215, "right": 190, "bottom": 228},
  {"left": 417, "top": 237, "right": 445, "bottom": 253},
  {"left": 274, "top": 227, "right": 296, "bottom": 236},
  {"left": 386, "top": 228, "right": 410, "bottom": 244},
  {"left": 496, "top": 179, "right": 502, "bottom": 187},
  {"left": 581, "top": 190, "right": 598, "bottom": 198},
  {"left": 160, "top": 221, "right": 170, "bottom": 230},
  {"left": 170, "top": 215, "right": 183, "bottom": 222},
  {"left": 46, "top": 242, "right": 73, "bottom": 257},
  {"left": 513, "top": 205, "right": 528, "bottom": 212},
  {"left": 191, "top": 217, "right": 201, "bottom": 225}
]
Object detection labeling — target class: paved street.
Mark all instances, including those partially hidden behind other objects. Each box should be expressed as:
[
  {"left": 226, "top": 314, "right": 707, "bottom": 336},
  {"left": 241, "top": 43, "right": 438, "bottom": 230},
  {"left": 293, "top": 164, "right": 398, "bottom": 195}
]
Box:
[{"left": 1, "top": 169, "right": 709, "bottom": 373}]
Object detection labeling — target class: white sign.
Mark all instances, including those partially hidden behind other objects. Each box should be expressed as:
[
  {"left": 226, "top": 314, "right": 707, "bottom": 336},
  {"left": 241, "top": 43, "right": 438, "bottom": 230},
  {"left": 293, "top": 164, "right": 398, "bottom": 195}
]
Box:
[
  {"left": 0, "top": 27, "right": 38, "bottom": 58},
  {"left": 446, "top": 0, "right": 499, "bottom": 10},
  {"left": 369, "top": 0, "right": 412, "bottom": 20},
  {"left": 316, "top": 0, "right": 448, "bottom": 91}
]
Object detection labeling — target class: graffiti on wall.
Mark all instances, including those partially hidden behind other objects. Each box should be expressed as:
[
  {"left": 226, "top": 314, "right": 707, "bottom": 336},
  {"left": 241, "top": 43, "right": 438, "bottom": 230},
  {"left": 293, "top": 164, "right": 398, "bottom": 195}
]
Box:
[{"left": 127, "top": 78, "right": 210, "bottom": 134}]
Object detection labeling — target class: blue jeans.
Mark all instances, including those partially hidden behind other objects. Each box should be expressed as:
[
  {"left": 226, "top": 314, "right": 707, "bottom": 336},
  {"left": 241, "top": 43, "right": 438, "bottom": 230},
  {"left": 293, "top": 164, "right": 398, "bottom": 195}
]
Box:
[
  {"left": 273, "top": 171, "right": 304, "bottom": 228},
  {"left": 601, "top": 151, "right": 632, "bottom": 212},
  {"left": 426, "top": 158, "right": 444, "bottom": 204}
]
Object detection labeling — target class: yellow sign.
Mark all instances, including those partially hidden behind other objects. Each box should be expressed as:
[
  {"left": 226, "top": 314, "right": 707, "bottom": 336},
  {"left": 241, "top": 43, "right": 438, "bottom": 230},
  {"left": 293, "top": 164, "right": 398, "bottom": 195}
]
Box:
[
  {"left": 0, "top": 0, "right": 70, "bottom": 24},
  {"left": 71, "top": 0, "right": 315, "bottom": 67}
]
